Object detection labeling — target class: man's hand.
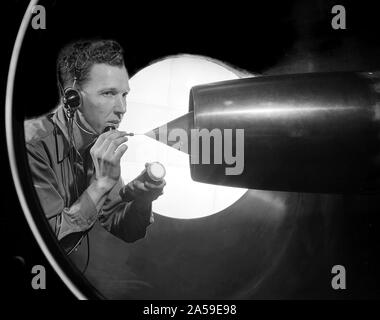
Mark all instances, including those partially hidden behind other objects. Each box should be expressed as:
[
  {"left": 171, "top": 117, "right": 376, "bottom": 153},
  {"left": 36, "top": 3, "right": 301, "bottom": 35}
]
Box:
[
  {"left": 126, "top": 178, "right": 166, "bottom": 202},
  {"left": 90, "top": 130, "right": 128, "bottom": 192},
  {"left": 120, "top": 163, "right": 166, "bottom": 203}
]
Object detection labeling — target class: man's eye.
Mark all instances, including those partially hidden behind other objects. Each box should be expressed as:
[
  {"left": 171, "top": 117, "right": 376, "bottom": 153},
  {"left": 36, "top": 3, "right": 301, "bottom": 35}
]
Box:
[{"left": 102, "top": 91, "right": 114, "bottom": 96}]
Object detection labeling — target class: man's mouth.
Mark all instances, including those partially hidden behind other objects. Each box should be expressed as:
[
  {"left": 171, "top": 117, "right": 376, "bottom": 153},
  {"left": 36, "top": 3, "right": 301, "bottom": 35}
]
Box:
[{"left": 103, "top": 121, "right": 120, "bottom": 132}]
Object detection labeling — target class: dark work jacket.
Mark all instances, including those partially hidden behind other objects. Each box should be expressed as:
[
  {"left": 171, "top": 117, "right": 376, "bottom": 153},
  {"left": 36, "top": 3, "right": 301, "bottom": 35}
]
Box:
[{"left": 24, "top": 106, "right": 153, "bottom": 252}]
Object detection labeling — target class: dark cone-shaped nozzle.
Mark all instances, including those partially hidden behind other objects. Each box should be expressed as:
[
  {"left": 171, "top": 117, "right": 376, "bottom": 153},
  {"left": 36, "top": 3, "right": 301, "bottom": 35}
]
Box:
[
  {"left": 188, "top": 72, "right": 380, "bottom": 193},
  {"left": 144, "top": 111, "right": 194, "bottom": 154}
]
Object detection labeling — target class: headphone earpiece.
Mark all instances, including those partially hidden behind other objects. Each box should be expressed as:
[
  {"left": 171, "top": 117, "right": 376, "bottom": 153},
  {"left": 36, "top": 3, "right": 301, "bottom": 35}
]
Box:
[
  {"left": 62, "top": 77, "right": 82, "bottom": 118},
  {"left": 63, "top": 87, "right": 81, "bottom": 110}
]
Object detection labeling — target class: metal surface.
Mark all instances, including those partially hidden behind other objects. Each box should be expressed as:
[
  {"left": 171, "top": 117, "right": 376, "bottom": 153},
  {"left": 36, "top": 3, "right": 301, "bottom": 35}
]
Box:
[
  {"left": 189, "top": 71, "right": 380, "bottom": 193},
  {"left": 145, "top": 111, "right": 194, "bottom": 150}
]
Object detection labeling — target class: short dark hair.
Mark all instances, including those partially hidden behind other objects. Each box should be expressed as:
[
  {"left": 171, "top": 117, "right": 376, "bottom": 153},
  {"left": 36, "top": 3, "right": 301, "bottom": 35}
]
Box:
[{"left": 57, "top": 39, "right": 125, "bottom": 91}]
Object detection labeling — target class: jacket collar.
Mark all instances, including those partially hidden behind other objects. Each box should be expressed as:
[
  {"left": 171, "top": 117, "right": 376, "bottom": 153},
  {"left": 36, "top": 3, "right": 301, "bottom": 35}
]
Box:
[{"left": 52, "top": 106, "right": 98, "bottom": 163}]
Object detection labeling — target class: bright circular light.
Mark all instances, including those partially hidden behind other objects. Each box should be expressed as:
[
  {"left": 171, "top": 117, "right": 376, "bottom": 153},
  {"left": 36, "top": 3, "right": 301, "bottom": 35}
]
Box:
[{"left": 120, "top": 55, "right": 248, "bottom": 219}]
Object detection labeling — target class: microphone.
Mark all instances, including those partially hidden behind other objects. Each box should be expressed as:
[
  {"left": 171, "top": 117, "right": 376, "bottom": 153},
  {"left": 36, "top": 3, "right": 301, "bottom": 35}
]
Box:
[
  {"left": 103, "top": 126, "right": 135, "bottom": 136},
  {"left": 103, "top": 126, "right": 115, "bottom": 133}
]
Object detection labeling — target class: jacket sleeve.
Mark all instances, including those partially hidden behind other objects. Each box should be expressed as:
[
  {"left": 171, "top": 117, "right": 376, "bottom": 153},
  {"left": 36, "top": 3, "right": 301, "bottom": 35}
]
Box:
[
  {"left": 98, "top": 178, "right": 154, "bottom": 243},
  {"left": 26, "top": 141, "right": 98, "bottom": 252}
]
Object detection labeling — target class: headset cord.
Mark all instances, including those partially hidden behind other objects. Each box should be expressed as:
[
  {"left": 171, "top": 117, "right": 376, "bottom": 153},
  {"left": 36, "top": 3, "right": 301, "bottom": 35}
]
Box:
[
  {"left": 66, "top": 116, "right": 91, "bottom": 274},
  {"left": 74, "top": 117, "right": 97, "bottom": 136}
]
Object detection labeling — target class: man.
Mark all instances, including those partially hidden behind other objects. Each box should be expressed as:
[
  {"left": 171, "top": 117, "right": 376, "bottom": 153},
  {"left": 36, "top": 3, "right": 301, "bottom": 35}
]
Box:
[{"left": 24, "top": 39, "right": 165, "bottom": 253}]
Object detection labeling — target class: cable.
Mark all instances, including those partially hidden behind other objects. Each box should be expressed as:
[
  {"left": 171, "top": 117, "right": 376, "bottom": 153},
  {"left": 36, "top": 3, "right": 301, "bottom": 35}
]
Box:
[
  {"left": 65, "top": 115, "right": 91, "bottom": 273},
  {"left": 74, "top": 117, "right": 98, "bottom": 136},
  {"left": 57, "top": 63, "right": 91, "bottom": 271},
  {"left": 82, "top": 233, "right": 90, "bottom": 274}
]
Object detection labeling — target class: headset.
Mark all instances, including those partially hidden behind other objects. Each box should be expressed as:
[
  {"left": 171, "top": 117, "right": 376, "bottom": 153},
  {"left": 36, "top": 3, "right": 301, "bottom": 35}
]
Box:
[
  {"left": 62, "top": 78, "right": 82, "bottom": 118},
  {"left": 57, "top": 62, "right": 91, "bottom": 273},
  {"left": 57, "top": 63, "right": 82, "bottom": 119}
]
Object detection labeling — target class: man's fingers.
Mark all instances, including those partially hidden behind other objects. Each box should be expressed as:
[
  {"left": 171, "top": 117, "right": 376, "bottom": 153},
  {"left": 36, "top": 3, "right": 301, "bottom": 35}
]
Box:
[
  {"left": 92, "top": 131, "right": 128, "bottom": 157},
  {"left": 105, "top": 136, "right": 129, "bottom": 155},
  {"left": 91, "top": 129, "right": 113, "bottom": 149},
  {"left": 144, "top": 180, "right": 166, "bottom": 189},
  {"left": 133, "top": 180, "right": 150, "bottom": 192},
  {"left": 114, "top": 144, "right": 128, "bottom": 161},
  {"left": 92, "top": 130, "right": 127, "bottom": 151},
  {"left": 126, "top": 178, "right": 166, "bottom": 202},
  {"left": 102, "top": 131, "right": 128, "bottom": 148}
]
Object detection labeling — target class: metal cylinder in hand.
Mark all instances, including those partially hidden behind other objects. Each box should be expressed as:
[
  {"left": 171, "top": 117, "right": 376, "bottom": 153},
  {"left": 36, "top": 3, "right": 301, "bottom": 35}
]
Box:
[{"left": 120, "top": 162, "right": 166, "bottom": 202}]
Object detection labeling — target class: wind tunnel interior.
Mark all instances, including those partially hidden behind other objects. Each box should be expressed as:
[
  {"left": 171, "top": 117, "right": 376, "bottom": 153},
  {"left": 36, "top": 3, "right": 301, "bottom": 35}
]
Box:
[
  {"left": 13, "top": 0, "right": 380, "bottom": 300},
  {"left": 68, "top": 58, "right": 380, "bottom": 300}
]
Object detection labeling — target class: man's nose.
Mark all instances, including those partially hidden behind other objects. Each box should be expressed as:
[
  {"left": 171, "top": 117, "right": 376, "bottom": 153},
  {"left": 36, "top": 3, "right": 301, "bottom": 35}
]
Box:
[{"left": 114, "top": 94, "right": 127, "bottom": 115}]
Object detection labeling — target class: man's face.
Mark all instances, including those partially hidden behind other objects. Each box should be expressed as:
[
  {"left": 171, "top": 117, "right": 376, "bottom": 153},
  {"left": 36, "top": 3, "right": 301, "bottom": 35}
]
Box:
[{"left": 79, "top": 63, "right": 130, "bottom": 134}]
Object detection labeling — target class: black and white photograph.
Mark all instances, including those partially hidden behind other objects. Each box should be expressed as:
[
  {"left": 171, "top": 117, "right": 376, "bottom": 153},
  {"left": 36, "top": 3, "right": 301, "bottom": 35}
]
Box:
[{"left": 2, "top": 0, "right": 380, "bottom": 308}]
